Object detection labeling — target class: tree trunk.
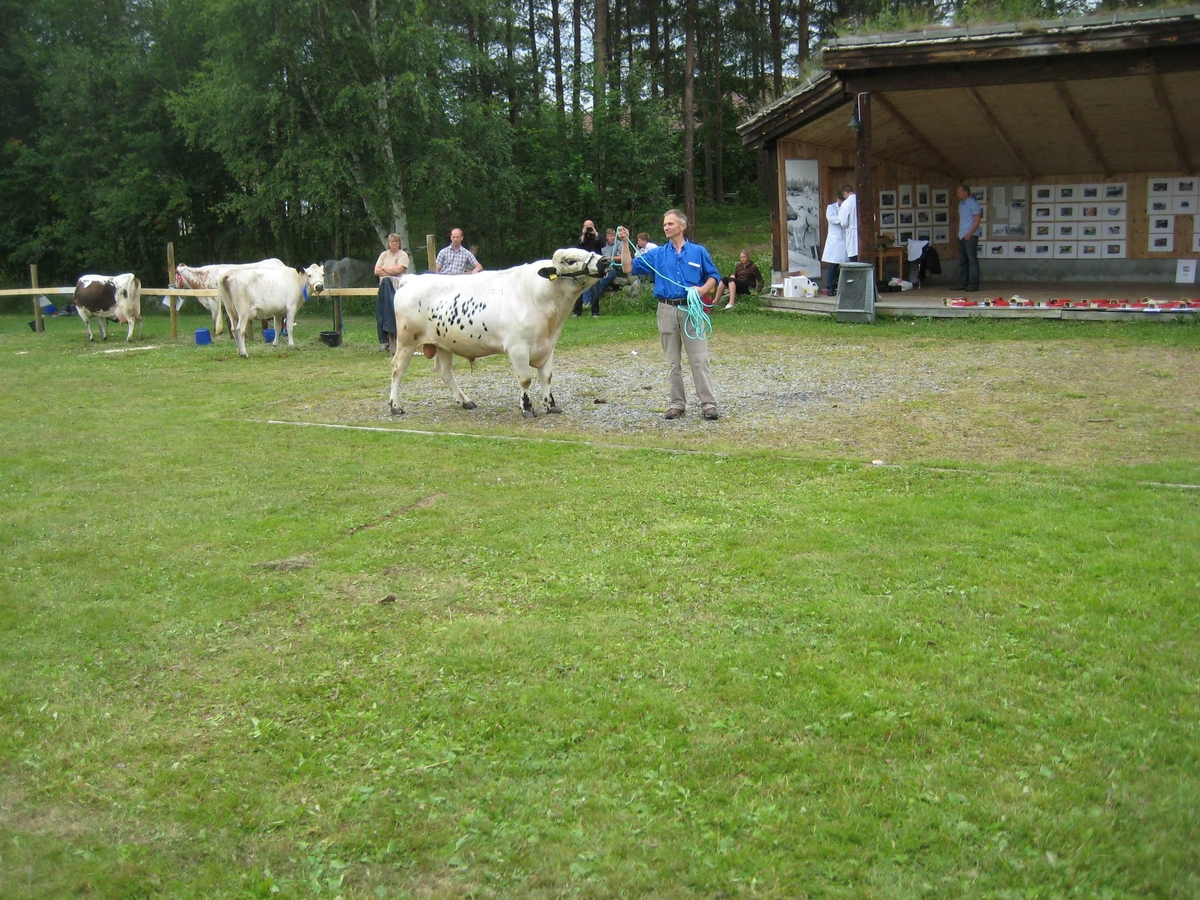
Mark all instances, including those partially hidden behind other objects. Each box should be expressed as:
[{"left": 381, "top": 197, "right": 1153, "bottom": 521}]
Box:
[
  {"left": 506, "top": 8, "right": 518, "bottom": 125},
  {"left": 770, "top": 0, "right": 783, "bottom": 96},
  {"left": 572, "top": 0, "right": 582, "bottom": 135},
  {"left": 714, "top": 12, "right": 724, "bottom": 204},
  {"left": 648, "top": 0, "right": 659, "bottom": 100},
  {"left": 797, "top": 0, "right": 810, "bottom": 70},
  {"left": 595, "top": 0, "right": 608, "bottom": 113},
  {"left": 683, "top": 0, "right": 695, "bottom": 234},
  {"left": 551, "top": 0, "right": 565, "bottom": 116},
  {"left": 529, "top": 0, "right": 540, "bottom": 104}
]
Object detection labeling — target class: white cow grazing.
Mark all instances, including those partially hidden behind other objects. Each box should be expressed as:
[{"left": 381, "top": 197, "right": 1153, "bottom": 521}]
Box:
[
  {"left": 388, "top": 248, "right": 610, "bottom": 418},
  {"left": 73, "top": 274, "right": 142, "bottom": 342},
  {"left": 175, "top": 259, "right": 285, "bottom": 336},
  {"left": 218, "top": 263, "right": 326, "bottom": 358}
]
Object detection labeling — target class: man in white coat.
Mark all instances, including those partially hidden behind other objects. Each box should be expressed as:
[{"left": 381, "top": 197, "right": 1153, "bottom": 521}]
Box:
[
  {"left": 821, "top": 191, "right": 847, "bottom": 296},
  {"left": 837, "top": 185, "right": 860, "bottom": 266}
]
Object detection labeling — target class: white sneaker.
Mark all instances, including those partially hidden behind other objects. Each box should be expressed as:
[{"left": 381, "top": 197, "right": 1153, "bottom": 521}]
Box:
[{"left": 723, "top": 303, "right": 735, "bottom": 310}]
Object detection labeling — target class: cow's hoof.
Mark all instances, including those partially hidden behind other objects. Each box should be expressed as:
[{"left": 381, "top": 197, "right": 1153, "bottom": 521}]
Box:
[
  {"left": 548, "top": 405, "right": 563, "bottom": 414},
  {"left": 522, "top": 409, "right": 536, "bottom": 420},
  {"left": 462, "top": 401, "right": 477, "bottom": 410},
  {"left": 390, "top": 404, "right": 405, "bottom": 416}
]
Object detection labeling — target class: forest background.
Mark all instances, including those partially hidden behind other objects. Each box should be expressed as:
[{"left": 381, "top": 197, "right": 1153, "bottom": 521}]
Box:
[{"left": 0, "top": 0, "right": 1160, "bottom": 287}]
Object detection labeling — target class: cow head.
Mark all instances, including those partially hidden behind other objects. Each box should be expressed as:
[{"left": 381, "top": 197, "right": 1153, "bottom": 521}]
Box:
[
  {"left": 538, "top": 248, "right": 610, "bottom": 280},
  {"left": 299, "top": 263, "right": 325, "bottom": 295}
]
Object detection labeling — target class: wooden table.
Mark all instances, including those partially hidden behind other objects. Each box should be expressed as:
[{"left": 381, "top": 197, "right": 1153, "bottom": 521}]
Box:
[{"left": 876, "top": 246, "right": 906, "bottom": 281}]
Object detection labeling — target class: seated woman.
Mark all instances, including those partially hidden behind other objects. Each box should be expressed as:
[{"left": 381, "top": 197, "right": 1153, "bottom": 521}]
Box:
[{"left": 712, "top": 250, "right": 764, "bottom": 310}]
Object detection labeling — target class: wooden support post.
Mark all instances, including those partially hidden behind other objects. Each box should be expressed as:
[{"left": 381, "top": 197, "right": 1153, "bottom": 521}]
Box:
[
  {"left": 333, "top": 295, "right": 343, "bottom": 334},
  {"left": 426, "top": 234, "right": 437, "bottom": 273},
  {"left": 166, "top": 242, "right": 178, "bottom": 340},
  {"left": 31, "top": 265, "right": 44, "bottom": 333},
  {"left": 855, "top": 92, "right": 876, "bottom": 267},
  {"left": 766, "top": 146, "right": 781, "bottom": 276}
]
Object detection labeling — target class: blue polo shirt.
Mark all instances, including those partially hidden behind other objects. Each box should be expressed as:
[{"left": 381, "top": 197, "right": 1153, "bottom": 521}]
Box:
[
  {"left": 630, "top": 240, "right": 720, "bottom": 300},
  {"left": 958, "top": 195, "right": 983, "bottom": 240}
]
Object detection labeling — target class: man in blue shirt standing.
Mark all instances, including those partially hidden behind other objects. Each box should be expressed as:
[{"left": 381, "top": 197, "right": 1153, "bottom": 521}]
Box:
[
  {"left": 956, "top": 184, "right": 983, "bottom": 292},
  {"left": 618, "top": 210, "right": 720, "bottom": 420}
]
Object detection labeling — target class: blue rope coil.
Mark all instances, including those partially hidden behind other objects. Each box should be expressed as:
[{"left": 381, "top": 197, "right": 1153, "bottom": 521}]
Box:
[{"left": 635, "top": 256, "right": 713, "bottom": 342}]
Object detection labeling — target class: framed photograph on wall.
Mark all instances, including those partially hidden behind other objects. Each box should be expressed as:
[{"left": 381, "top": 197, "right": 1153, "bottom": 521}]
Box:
[
  {"left": 992, "top": 223, "right": 1009, "bottom": 237},
  {"left": 987, "top": 242, "right": 1008, "bottom": 258},
  {"left": 1079, "top": 242, "right": 1101, "bottom": 258},
  {"left": 1057, "top": 223, "right": 1077, "bottom": 238},
  {"left": 932, "top": 188, "right": 949, "bottom": 206},
  {"left": 1103, "top": 241, "right": 1127, "bottom": 258},
  {"left": 1104, "top": 222, "right": 1126, "bottom": 238},
  {"left": 1033, "top": 185, "right": 1054, "bottom": 201},
  {"left": 1080, "top": 184, "right": 1100, "bottom": 200},
  {"left": 879, "top": 190, "right": 897, "bottom": 209},
  {"left": 899, "top": 230, "right": 914, "bottom": 243},
  {"left": 933, "top": 209, "right": 949, "bottom": 225},
  {"left": 1033, "top": 243, "right": 1053, "bottom": 258},
  {"left": 1034, "top": 205, "right": 1053, "bottom": 220},
  {"left": 1056, "top": 185, "right": 1077, "bottom": 201},
  {"left": 916, "top": 210, "right": 931, "bottom": 225},
  {"left": 1008, "top": 224, "right": 1026, "bottom": 237},
  {"left": 1103, "top": 183, "right": 1127, "bottom": 200},
  {"left": 1034, "top": 224, "right": 1052, "bottom": 237},
  {"left": 1080, "top": 205, "right": 1100, "bottom": 219},
  {"left": 899, "top": 210, "right": 914, "bottom": 226},
  {"left": 1010, "top": 243, "right": 1029, "bottom": 258},
  {"left": 971, "top": 186, "right": 987, "bottom": 205},
  {"left": 1101, "top": 203, "right": 1126, "bottom": 221},
  {"left": 916, "top": 185, "right": 930, "bottom": 207},
  {"left": 1172, "top": 196, "right": 1197, "bottom": 214},
  {"left": 1148, "top": 196, "right": 1171, "bottom": 214},
  {"left": 1056, "top": 204, "right": 1078, "bottom": 221},
  {"left": 1054, "top": 241, "right": 1078, "bottom": 258},
  {"left": 881, "top": 211, "right": 897, "bottom": 227},
  {"left": 1148, "top": 233, "right": 1174, "bottom": 252},
  {"left": 1193, "top": 232, "right": 1200, "bottom": 253},
  {"left": 1148, "top": 178, "right": 1171, "bottom": 195},
  {"left": 1173, "top": 178, "right": 1197, "bottom": 195},
  {"left": 1149, "top": 216, "right": 1174, "bottom": 233},
  {"left": 933, "top": 226, "right": 949, "bottom": 244},
  {"left": 917, "top": 229, "right": 932, "bottom": 242},
  {"left": 1080, "top": 224, "right": 1099, "bottom": 238},
  {"left": 898, "top": 185, "right": 913, "bottom": 207}
]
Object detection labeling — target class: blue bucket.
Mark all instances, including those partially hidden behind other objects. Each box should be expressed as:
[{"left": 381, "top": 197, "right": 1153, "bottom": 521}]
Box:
[
  {"left": 195, "top": 328, "right": 212, "bottom": 345},
  {"left": 262, "top": 328, "right": 276, "bottom": 343}
]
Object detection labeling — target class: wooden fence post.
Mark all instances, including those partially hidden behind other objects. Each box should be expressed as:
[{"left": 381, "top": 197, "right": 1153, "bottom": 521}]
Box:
[
  {"left": 426, "top": 234, "right": 436, "bottom": 273},
  {"left": 31, "top": 265, "right": 44, "bottom": 333},
  {"left": 166, "top": 242, "right": 178, "bottom": 340}
]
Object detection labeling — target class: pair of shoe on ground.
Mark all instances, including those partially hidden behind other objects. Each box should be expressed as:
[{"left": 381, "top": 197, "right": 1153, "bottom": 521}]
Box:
[{"left": 665, "top": 407, "right": 719, "bottom": 420}]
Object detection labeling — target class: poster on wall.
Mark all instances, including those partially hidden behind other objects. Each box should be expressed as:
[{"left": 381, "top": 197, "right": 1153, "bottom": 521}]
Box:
[{"left": 784, "top": 159, "right": 821, "bottom": 276}]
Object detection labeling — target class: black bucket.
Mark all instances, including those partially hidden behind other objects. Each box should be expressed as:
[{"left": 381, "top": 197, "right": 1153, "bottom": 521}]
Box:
[{"left": 319, "top": 330, "right": 342, "bottom": 347}]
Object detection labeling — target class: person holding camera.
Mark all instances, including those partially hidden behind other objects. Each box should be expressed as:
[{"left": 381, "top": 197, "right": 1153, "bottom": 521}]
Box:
[{"left": 573, "top": 219, "right": 610, "bottom": 316}]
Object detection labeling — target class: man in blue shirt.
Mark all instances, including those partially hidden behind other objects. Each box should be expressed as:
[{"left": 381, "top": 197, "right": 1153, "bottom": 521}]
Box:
[
  {"left": 956, "top": 184, "right": 983, "bottom": 292},
  {"left": 618, "top": 210, "right": 720, "bottom": 420}
]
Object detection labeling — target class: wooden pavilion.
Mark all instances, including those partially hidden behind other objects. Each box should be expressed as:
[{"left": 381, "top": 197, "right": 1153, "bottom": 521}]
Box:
[{"left": 737, "top": 6, "right": 1200, "bottom": 298}]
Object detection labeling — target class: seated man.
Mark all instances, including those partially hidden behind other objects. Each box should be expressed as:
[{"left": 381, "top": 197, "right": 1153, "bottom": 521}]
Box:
[{"left": 712, "top": 250, "right": 764, "bottom": 310}]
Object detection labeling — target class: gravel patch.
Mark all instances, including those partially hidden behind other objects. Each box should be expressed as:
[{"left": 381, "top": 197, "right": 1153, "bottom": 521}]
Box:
[{"left": 260, "top": 332, "right": 1200, "bottom": 467}]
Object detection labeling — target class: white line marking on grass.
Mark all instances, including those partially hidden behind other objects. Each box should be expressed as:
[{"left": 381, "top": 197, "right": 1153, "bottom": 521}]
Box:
[
  {"left": 1138, "top": 482, "right": 1200, "bottom": 490},
  {"left": 98, "top": 345, "right": 161, "bottom": 354},
  {"left": 256, "top": 418, "right": 716, "bottom": 455}
]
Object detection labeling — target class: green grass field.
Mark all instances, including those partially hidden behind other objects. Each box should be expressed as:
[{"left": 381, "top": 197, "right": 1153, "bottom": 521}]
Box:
[{"left": 1, "top": 308, "right": 1197, "bottom": 899}]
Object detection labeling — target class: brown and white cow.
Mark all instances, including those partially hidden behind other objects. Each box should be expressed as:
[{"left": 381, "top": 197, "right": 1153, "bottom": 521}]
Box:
[
  {"left": 73, "top": 274, "right": 142, "bottom": 342},
  {"left": 175, "top": 259, "right": 286, "bottom": 336}
]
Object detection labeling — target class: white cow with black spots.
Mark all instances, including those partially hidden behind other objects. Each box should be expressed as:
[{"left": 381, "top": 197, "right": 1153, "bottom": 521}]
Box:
[{"left": 388, "top": 248, "right": 610, "bottom": 418}]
